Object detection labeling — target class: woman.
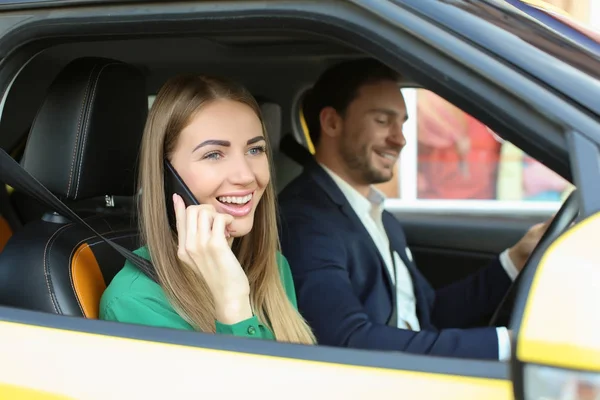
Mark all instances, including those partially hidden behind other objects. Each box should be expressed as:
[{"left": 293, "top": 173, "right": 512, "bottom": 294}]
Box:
[{"left": 99, "top": 75, "right": 315, "bottom": 344}]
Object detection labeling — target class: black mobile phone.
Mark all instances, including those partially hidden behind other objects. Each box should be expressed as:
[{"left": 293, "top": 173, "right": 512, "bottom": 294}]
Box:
[{"left": 164, "top": 159, "right": 199, "bottom": 230}]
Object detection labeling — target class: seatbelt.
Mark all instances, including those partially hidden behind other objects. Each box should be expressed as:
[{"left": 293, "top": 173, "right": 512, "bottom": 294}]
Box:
[{"left": 0, "top": 148, "right": 159, "bottom": 282}]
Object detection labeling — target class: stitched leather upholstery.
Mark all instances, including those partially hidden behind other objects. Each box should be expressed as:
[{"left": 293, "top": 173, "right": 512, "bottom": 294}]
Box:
[
  {"left": 0, "top": 217, "right": 139, "bottom": 316},
  {"left": 0, "top": 58, "right": 147, "bottom": 317},
  {"left": 21, "top": 57, "right": 147, "bottom": 200}
]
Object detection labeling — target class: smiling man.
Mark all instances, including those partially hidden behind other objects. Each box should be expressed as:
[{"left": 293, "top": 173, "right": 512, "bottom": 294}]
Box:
[{"left": 278, "top": 58, "right": 550, "bottom": 360}]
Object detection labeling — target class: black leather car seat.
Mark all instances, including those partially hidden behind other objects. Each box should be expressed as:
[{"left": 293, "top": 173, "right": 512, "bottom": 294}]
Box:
[{"left": 0, "top": 57, "right": 147, "bottom": 319}]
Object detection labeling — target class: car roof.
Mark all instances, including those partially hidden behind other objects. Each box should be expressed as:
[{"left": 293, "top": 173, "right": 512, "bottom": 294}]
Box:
[
  {"left": 1, "top": 0, "right": 599, "bottom": 120},
  {"left": 397, "top": 0, "right": 600, "bottom": 118},
  {"left": 504, "top": 0, "right": 600, "bottom": 55}
]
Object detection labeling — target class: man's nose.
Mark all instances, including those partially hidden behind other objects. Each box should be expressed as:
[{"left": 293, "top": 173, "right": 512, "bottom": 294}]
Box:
[{"left": 389, "top": 123, "right": 406, "bottom": 148}]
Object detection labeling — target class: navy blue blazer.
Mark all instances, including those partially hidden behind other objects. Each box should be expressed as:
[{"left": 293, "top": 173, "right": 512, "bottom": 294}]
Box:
[{"left": 278, "top": 160, "right": 512, "bottom": 360}]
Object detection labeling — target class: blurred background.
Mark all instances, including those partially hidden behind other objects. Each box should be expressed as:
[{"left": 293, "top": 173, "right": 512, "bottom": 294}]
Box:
[{"left": 373, "top": 0, "right": 597, "bottom": 209}]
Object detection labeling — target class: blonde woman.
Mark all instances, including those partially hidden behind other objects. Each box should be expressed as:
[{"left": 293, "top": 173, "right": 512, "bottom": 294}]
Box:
[{"left": 99, "top": 75, "right": 315, "bottom": 344}]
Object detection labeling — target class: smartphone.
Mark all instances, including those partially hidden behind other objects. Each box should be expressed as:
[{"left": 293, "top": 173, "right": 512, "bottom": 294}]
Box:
[{"left": 164, "top": 159, "right": 199, "bottom": 230}]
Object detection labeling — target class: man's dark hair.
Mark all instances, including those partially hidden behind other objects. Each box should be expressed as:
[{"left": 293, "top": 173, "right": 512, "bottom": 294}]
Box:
[{"left": 302, "top": 58, "right": 402, "bottom": 146}]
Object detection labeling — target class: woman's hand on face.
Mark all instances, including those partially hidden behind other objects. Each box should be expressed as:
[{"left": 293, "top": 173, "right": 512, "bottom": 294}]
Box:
[{"left": 173, "top": 194, "right": 252, "bottom": 325}]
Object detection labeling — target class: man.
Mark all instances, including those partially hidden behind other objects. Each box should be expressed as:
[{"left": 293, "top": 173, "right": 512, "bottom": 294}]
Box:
[{"left": 277, "top": 58, "right": 550, "bottom": 360}]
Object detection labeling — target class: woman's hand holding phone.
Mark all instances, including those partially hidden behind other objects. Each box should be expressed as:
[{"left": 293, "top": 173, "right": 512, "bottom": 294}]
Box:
[{"left": 172, "top": 194, "right": 252, "bottom": 325}]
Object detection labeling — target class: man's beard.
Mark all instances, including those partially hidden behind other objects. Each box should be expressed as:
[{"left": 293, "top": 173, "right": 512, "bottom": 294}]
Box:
[{"left": 340, "top": 139, "right": 393, "bottom": 185}]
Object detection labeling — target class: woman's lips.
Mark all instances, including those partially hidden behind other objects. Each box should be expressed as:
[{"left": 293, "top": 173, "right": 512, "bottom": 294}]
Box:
[{"left": 215, "top": 196, "right": 254, "bottom": 217}]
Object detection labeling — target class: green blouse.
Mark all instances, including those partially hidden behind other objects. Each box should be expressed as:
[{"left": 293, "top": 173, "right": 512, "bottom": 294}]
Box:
[{"left": 99, "top": 246, "right": 298, "bottom": 339}]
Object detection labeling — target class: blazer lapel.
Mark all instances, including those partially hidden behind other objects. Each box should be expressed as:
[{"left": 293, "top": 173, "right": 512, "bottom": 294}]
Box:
[{"left": 306, "top": 161, "right": 397, "bottom": 295}]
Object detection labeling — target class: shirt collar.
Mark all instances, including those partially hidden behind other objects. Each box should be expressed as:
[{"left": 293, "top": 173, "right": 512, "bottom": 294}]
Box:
[{"left": 319, "top": 163, "right": 386, "bottom": 216}]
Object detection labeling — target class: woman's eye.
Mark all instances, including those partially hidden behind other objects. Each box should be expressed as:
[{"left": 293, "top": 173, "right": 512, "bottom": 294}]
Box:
[
  {"left": 203, "top": 151, "right": 222, "bottom": 160},
  {"left": 248, "top": 145, "right": 266, "bottom": 156}
]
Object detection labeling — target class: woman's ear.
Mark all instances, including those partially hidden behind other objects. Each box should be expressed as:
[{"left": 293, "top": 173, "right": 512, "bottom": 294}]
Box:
[{"left": 319, "top": 106, "right": 342, "bottom": 139}]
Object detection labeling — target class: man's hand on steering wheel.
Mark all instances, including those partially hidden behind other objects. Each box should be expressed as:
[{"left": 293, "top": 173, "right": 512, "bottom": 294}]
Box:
[
  {"left": 489, "top": 189, "right": 579, "bottom": 327},
  {"left": 508, "top": 218, "right": 554, "bottom": 272}
]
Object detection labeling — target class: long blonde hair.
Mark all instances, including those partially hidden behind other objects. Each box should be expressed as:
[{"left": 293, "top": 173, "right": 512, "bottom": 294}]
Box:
[{"left": 138, "top": 75, "right": 315, "bottom": 344}]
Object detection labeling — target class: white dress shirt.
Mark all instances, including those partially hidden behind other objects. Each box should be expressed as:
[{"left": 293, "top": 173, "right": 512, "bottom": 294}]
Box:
[{"left": 320, "top": 164, "right": 518, "bottom": 360}]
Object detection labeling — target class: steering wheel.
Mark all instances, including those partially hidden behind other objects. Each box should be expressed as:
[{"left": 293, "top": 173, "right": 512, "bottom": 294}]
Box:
[{"left": 489, "top": 189, "right": 579, "bottom": 327}]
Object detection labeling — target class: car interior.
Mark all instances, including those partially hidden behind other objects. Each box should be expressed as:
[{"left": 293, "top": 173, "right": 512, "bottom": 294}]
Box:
[{"left": 0, "top": 31, "right": 556, "bottom": 331}]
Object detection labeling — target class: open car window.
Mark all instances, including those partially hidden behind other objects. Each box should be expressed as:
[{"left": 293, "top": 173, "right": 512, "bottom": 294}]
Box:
[{"left": 389, "top": 88, "right": 574, "bottom": 210}]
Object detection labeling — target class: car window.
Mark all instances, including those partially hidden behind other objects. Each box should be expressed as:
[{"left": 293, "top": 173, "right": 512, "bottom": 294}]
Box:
[
  {"left": 393, "top": 88, "right": 573, "bottom": 202},
  {"left": 293, "top": 88, "right": 574, "bottom": 217}
]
